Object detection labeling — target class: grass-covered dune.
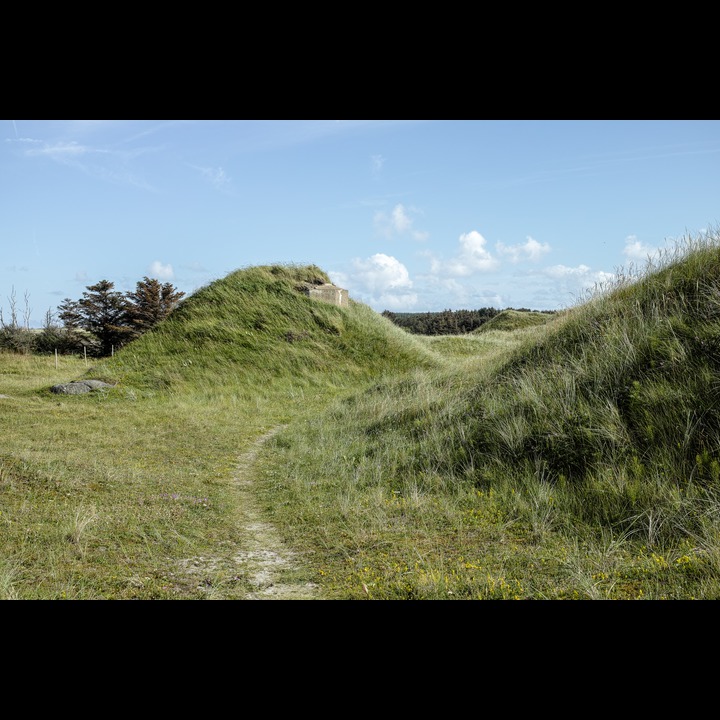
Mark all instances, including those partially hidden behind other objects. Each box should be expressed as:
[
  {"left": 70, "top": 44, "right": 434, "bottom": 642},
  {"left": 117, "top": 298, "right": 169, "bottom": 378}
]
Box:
[
  {"left": 473, "top": 308, "right": 556, "bottom": 333},
  {"left": 101, "top": 263, "right": 439, "bottom": 403},
  {"left": 255, "top": 229, "right": 720, "bottom": 599}
]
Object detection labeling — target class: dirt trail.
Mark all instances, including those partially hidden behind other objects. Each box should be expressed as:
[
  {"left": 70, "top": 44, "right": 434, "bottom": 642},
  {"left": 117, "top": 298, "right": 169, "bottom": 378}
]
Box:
[
  {"left": 232, "top": 426, "right": 320, "bottom": 600},
  {"left": 175, "top": 426, "right": 320, "bottom": 599}
]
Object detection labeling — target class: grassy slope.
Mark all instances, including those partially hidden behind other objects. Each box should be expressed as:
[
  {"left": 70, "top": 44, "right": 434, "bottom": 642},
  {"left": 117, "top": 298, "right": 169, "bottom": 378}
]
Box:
[
  {"left": 253, "top": 231, "right": 720, "bottom": 598},
  {"left": 101, "top": 263, "right": 438, "bottom": 401},
  {"left": 473, "top": 308, "right": 556, "bottom": 333},
  {"left": 0, "top": 264, "right": 439, "bottom": 599}
]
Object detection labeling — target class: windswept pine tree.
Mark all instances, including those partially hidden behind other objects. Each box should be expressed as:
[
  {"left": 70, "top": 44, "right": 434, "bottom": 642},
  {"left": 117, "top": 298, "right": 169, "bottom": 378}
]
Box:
[
  {"left": 125, "top": 277, "right": 185, "bottom": 338},
  {"left": 57, "top": 277, "right": 186, "bottom": 356},
  {"left": 58, "top": 280, "right": 133, "bottom": 356}
]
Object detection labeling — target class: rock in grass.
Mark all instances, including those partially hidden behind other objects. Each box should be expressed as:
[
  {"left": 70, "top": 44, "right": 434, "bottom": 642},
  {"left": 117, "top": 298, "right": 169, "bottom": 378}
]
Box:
[{"left": 50, "top": 380, "right": 114, "bottom": 395}]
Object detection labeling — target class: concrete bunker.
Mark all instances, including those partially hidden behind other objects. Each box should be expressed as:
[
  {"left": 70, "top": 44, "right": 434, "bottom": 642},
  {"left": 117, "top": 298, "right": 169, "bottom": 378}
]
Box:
[{"left": 296, "top": 282, "right": 349, "bottom": 308}]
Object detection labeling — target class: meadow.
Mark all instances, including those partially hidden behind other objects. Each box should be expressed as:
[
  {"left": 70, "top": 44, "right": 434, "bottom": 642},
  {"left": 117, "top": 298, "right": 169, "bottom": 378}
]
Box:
[{"left": 2, "top": 231, "right": 720, "bottom": 599}]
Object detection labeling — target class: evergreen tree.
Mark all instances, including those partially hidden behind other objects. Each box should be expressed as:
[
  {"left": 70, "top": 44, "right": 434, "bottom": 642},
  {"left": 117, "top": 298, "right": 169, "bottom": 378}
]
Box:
[
  {"left": 58, "top": 280, "right": 132, "bottom": 356},
  {"left": 125, "top": 277, "right": 185, "bottom": 337},
  {"left": 56, "top": 297, "right": 84, "bottom": 329},
  {"left": 380, "top": 307, "right": 502, "bottom": 334}
]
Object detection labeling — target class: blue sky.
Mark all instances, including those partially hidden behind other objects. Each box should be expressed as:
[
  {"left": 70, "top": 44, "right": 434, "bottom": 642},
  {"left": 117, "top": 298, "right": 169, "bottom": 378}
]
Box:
[{"left": 2, "top": 119, "right": 719, "bottom": 327}]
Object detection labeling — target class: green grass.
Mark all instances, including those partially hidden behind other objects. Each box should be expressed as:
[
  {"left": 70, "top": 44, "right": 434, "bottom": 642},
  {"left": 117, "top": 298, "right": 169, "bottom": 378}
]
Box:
[
  {"left": 4, "top": 234, "right": 720, "bottom": 599},
  {"left": 0, "top": 263, "right": 439, "bottom": 599},
  {"left": 472, "top": 308, "right": 556, "bottom": 333}
]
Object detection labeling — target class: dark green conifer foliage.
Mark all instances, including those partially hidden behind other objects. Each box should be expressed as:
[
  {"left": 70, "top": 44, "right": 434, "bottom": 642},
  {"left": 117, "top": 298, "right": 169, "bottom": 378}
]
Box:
[
  {"left": 58, "top": 277, "right": 186, "bottom": 356},
  {"left": 125, "top": 277, "right": 185, "bottom": 337},
  {"left": 58, "top": 280, "right": 133, "bottom": 356}
]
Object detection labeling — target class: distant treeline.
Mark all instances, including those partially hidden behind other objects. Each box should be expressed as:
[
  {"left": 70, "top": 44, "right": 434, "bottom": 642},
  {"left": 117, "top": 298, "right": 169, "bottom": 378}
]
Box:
[{"left": 381, "top": 308, "right": 555, "bottom": 335}]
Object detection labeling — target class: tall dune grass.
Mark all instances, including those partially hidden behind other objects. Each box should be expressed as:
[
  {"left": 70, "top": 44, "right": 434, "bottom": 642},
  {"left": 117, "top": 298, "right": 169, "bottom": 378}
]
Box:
[{"left": 253, "top": 228, "right": 720, "bottom": 598}]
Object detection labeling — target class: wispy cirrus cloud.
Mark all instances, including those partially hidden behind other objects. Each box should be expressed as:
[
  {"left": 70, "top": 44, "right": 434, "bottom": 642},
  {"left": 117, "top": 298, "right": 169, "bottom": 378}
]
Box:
[
  {"left": 6, "top": 121, "right": 168, "bottom": 191},
  {"left": 15, "top": 136, "right": 157, "bottom": 191},
  {"left": 221, "top": 120, "right": 422, "bottom": 154},
  {"left": 188, "top": 164, "right": 232, "bottom": 191},
  {"left": 371, "top": 154, "right": 385, "bottom": 176},
  {"left": 24, "top": 140, "right": 103, "bottom": 159}
]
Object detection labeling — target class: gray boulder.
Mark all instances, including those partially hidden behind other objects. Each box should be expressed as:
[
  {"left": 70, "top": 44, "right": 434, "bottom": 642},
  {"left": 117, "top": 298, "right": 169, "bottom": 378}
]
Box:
[{"left": 50, "top": 380, "right": 114, "bottom": 395}]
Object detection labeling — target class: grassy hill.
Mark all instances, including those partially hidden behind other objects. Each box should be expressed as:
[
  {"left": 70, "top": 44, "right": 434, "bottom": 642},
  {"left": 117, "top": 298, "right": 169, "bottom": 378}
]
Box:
[
  {"left": 250, "top": 230, "right": 720, "bottom": 598},
  {"left": 0, "top": 263, "right": 441, "bottom": 600},
  {"left": 2, "top": 233, "right": 720, "bottom": 599},
  {"left": 472, "top": 308, "right": 556, "bottom": 333},
  {"left": 100, "top": 263, "right": 439, "bottom": 401}
]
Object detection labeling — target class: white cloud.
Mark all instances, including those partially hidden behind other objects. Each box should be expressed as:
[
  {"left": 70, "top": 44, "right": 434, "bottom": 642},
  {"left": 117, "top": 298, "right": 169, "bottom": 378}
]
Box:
[
  {"left": 332, "top": 253, "right": 417, "bottom": 310},
  {"left": 496, "top": 236, "right": 550, "bottom": 263},
  {"left": 542, "top": 264, "right": 616, "bottom": 301},
  {"left": 149, "top": 261, "right": 174, "bottom": 280},
  {"left": 391, "top": 204, "right": 411, "bottom": 233},
  {"left": 385, "top": 234, "right": 624, "bottom": 311},
  {"left": 543, "top": 263, "right": 592, "bottom": 279},
  {"left": 328, "top": 270, "right": 348, "bottom": 287},
  {"left": 622, "top": 234, "right": 657, "bottom": 261},
  {"left": 336, "top": 252, "right": 623, "bottom": 313},
  {"left": 190, "top": 165, "right": 231, "bottom": 190},
  {"left": 376, "top": 292, "right": 418, "bottom": 310},
  {"left": 373, "top": 203, "right": 427, "bottom": 241},
  {"left": 5, "top": 137, "right": 42, "bottom": 145},
  {"left": 430, "top": 230, "right": 500, "bottom": 277},
  {"left": 352, "top": 253, "right": 412, "bottom": 292},
  {"left": 20, "top": 137, "right": 155, "bottom": 190},
  {"left": 415, "top": 272, "right": 507, "bottom": 310},
  {"left": 371, "top": 154, "right": 385, "bottom": 174},
  {"left": 25, "top": 141, "right": 88, "bottom": 157}
]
